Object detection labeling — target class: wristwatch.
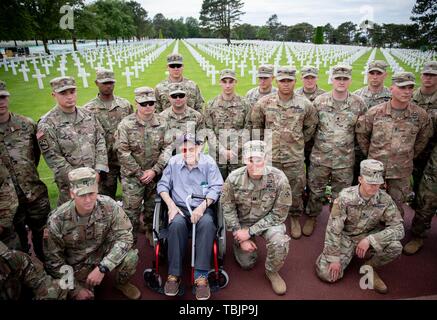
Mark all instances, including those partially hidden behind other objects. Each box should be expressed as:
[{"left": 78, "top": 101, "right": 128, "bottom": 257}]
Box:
[{"left": 98, "top": 263, "right": 109, "bottom": 274}]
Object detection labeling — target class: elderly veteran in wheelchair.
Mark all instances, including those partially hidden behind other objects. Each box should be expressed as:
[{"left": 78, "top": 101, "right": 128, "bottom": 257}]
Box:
[{"left": 156, "top": 133, "right": 223, "bottom": 300}]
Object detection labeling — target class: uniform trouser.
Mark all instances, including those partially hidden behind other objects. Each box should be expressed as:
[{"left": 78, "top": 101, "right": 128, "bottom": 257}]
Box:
[
  {"left": 304, "top": 140, "right": 314, "bottom": 207},
  {"left": 167, "top": 207, "right": 216, "bottom": 277},
  {"left": 99, "top": 165, "right": 120, "bottom": 200},
  {"left": 218, "top": 163, "right": 242, "bottom": 181},
  {"left": 385, "top": 177, "right": 412, "bottom": 217},
  {"left": 69, "top": 248, "right": 138, "bottom": 299},
  {"left": 233, "top": 224, "right": 290, "bottom": 273},
  {"left": 0, "top": 175, "right": 20, "bottom": 251},
  {"left": 315, "top": 234, "right": 402, "bottom": 283},
  {"left": 410, "top": 171, "right": 437, "bottom": 238},
  {"left": 121, "top": 175, "right": 156, "bottom": 242},
  {"left": 0, "top": 252, "right": 67, "bottom": 300},
  {"left": 307, "top": 163, "right": 353, "bottom": 217},
  {"left": 13, "top": 191, "right": 50, "bottom": 260},
  {"left": 273, "top": 162, "right": 305, "bottom": 216}
]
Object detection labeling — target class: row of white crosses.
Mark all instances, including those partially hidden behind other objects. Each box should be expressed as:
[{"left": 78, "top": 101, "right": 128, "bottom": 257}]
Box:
[
  {"left": 381, "top": 48, "right": 404, "bottom": 74},
  {"left": 389, "top": 48, "right": 436, "bottom": 73},
  {"left": 361, "top": 48, "right": 377, "bottom": 85},
  {"left": 183, "top": 40, "right": 219, "bottom": 85},
  {"left": 0, "top": 39, "right": 172, "bottom": 89}
]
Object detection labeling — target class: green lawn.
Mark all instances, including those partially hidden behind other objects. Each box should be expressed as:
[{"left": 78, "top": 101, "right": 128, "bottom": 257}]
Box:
[{"left": 0, "top": 40, "right": 426, "bottom": 206}]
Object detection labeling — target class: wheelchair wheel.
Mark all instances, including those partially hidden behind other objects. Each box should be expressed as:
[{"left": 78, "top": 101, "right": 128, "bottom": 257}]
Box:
[
  {"left": 208, "top": 268, "right": 229, "bottom": 289},
  {"left": 143, "top": 268, "right": 163, "bottom": 291}
]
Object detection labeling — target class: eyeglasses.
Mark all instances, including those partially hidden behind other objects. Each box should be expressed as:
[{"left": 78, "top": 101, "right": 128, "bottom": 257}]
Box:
[
  {"left": 169, "top": 64, "right": 183, "bottom": 69},
  {"left": 170, "top": 93, "right": 186, "bottom": 99},
  {"left": 138, "top": 101, "right": 155, "bottom": 107}
]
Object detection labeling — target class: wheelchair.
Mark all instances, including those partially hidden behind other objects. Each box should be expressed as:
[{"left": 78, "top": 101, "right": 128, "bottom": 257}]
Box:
[{"left": 143, "top": 193, "right": 229, "bottom": 295}]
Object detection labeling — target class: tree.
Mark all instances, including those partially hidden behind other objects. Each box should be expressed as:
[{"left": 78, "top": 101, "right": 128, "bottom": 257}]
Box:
[
  {"left": 199, "top": 0, "right": 245, "bottom": 44},
  {"left": 185, "top": 17, "right": 201, "bottom": 38},
  {"left": 266, "top": 14, "right": 281, "bottom": 40},
  {"left": 335, "top": 21, "right": 356, "bottom": 44},
  {"left": 313, "top": 26, "right": 324, "bottom": 44},
  {"left": 153, "top": 13, "right": 170, "bottom": 38},
  {"left": 75, "top": 6, "right": 103, "bottom": 47},
  {"left": 0, "top": 0, "right": 34, "bottom": 45},
  {"left": 287, "top": 23, "right": 314, "bottom": 42},
  {"left": 169, "top": 18, "right": 188, "bottom": 39},
  {"left": 256, "top": 26, "right": 271, "bottom": 40},
  {"left": 323, "top": 23, "right": 336, "bottom": 43},
  {"left": 126, "top": 1, "right": 150, "bottom": 40},
  {"left": 368, "top": 23, "right": 385, "bottom": 47},
  {"left": 233, "top": 23, "right": 258, "bottom": 39},
  {"left": 411, "top": 0, "right": 437, "bottom": 49}
]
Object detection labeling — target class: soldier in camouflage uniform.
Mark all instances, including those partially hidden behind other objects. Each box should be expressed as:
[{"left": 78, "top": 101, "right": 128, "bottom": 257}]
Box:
[
  {"left": 0, "top": 164, "right": 20, "bottom": 250},
  {"left": 246, "top": 64, "right": 277, "bottom": 107},
  {"left": 37, "top": 77, "right": 109, "bottom": 205},
  {"left": 221, "top": 140, "right": 292, "bottom": 295},
  {"left": 0, "top": 240, "right": 66, "bottom": 300},
  {"left": 44, "top": 167, "right": 141, "bottom": 300},
  {"left": 404, "top": 63, "right": 437, "bottom": 254},
  {"left": 155, "top": 53, "right": 204, "bottom": 113},
  {"left": 356, "top": 72, "right": 433, "bottom": 217},
  {"left": 0, "top": 80, "right": 50, "bottom": 260},
  {"left": 411, "top": 61, "right": 437, "bottom": 206},
  {"left": 115, "top": 87, "right": 173, "bottom": 244},
  {"left": 160, "top": 83, "right": 204, "bottom": 141},
  {"left": 83, "top": 69, "right": 133, "bottom": 199},
  {"left": 251, "top": 66, "right": 318, "bottom": 240},
  {"left": 353, "top": 61, "right": 391, "bottom": 185},
  {"left": 295, "top": 66, "right": 326, "bottom": 103},
  {"left": 204, "top": 69, "right": 251, "bottom": 179},
  {"left": 306, "top": 65, "right": 366, "bottom": 237},
  {"left": 295, "top": 66, "right": 326, "bottom": 211},
  {"left": 316, "top": 159, "right": 404, "bottom": 294}
]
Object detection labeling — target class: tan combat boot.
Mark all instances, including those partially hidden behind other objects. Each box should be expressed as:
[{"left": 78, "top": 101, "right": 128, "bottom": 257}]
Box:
[
  {"left": 403, "top": 237, "right": 424, "bottom": 255},
  {"left": 290, "top": 217, "right": 301, "bottom": 239},
  {"left": 362, "top": 262, "right": 388, "bottom": 294},
  {"left": 115, "top": 282, "right": 141, "bottom": 300},
  {"left": 265, "top": 270, "right": 286, "bottom": 295},
  {"left": 302, "top": 217, "right": 317, "bottom": 236}
]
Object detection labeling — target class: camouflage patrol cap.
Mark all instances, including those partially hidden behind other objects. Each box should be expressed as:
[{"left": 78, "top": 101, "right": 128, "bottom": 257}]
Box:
[
  {"left": 50, "top": 76, "right": 76, "bottom": 93},
  {"left": 134, "top": 86, "right": 156, "bottom": 103},
  {"left": 167, "top": 53, "right": 183, "bottom": 65},
  {"left": 301, "top": 66, "right": 319, "bottom": 78},
  {"left": 360, "top": 159, "right": 384, "bottom": 184},
  {"left": 68, "top": 167, "right": 98, "bottom": 196},
  {"left": 168, "top": 83, "right": 186, "bottom": 96},
  {"left": 243, "top": 140, "right": 266, "bottom": 159},
  {"left": 392, "top": 72, "right": 415, "bottom": 87},
  {"left": 368, "top": 60, "right": 388, "bottom": 73},
  {"left": 95, "top": 68, "right": 116, "bottom": 83},
  {"left": 0, "top": 240, "right": 8, "bottom": 257},
  {"left": 0, "top": 80, "right": 10, "bottom": 97},
  {"left": 276, "top": 66, "right": 296, "bottom": 80},
  {"left": 421, "top": 61, "right": 437, "bottom": 75},
  {"left": 332, "top": 65, "right": 352, "bottom": 79},
  {"left": 257, "top": 64, "right": 274, "bottom": 77},
  {"left": 220, "top": 69, "right": 237, "bottom": 81}
]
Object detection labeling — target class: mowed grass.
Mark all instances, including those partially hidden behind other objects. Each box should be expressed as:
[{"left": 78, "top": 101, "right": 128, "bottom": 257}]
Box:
[{"left": 0, "top": 40, "right": 424, "bottom": 206}]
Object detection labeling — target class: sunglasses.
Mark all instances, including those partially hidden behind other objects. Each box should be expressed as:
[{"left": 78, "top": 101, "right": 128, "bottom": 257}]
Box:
[
  {"left": 138, "top": 101, "right": 155, "bottom": 107},
  {"left": 169, "top": 64, "right": 183, "bottom": 69},
  {"left": 170, "top": 93, "right": 186, "bottom": 99}
]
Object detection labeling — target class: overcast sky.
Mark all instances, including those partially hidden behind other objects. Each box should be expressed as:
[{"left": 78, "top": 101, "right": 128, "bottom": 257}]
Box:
[{"left": 140, "top": 0, "right": 416, "bottom": 27}]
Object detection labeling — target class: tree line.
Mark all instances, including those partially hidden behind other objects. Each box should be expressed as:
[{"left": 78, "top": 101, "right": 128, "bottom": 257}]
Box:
[{"left": 0, "top": 0, "right": 434, "bottom": 54}]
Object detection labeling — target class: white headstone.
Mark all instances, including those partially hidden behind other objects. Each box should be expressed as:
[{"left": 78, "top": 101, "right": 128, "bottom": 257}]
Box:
[
  {"left": 248, "top": 64, "right": 258, "bottom": 85},
  {"left": 32, "top": 69, "right": 46, "bottom": 89},
  {"left": 18, "top": 64, "right": 30, "bottom": 82},
  {"left": 78, "top": 68, "right": 90, "bottom": 88},
  {"left": 122, "top": 66, "right": 134, "bottom": 87}
]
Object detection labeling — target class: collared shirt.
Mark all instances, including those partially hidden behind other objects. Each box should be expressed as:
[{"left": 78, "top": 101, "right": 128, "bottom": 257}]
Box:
[
  {"left": 246, "top": 86, "right": 278, "bottom": 106},
  {"left": 159, "top": 106, "right": 204, "bottom": 140},
  {"left": 353, "top": 86, "right": 391, "bottom": 109},
  {"left": 157, "top": 153, "right": 223, "bottom": 208},
  {"left": 295, "top": 86, "right": 326, "bottom": 102}
]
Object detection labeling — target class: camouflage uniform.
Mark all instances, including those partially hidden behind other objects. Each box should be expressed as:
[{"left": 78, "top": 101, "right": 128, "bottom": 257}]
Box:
[
  {"left": 316, "top": 160, "right": 404, "bottom": 282},
  {"left": 115, "top": 87, "right": 173, "bottom": 240},
  {"left": 0, "top": 240, "right": 66, "bottom": 300},
  {"left": 356, "top": 73, "right": 433, "bottom": 216},
  {"left": 159, "top": 99, "right": 204, "bottom": 141},
  {"left": 155, "top": 53, "right": 204, "bottom": 113},
  {"left": 411, "top": 142, "right": 437, "bottom": 238},
  {"left": 295, "top": 86, "right": 326, "bottom": 103},
  {"left": 205, "top": 70, "right": 252, "bottom": 179},
  {"left": 411, "top": 61, "right": 437, "bottom": 200},
  {"left": 44, "top": 168, "right": 137, "bottom": 299},
  {"left": 246, "top": 87, "right": 278, "bottom": 107},
  {"left": 221, "top": 141, "right": 292, "bottom": 272},
  {"left": 251, "top": 67, "right": 318, "bottom": 216},
  {"left": 307, "top": 78, "right": 367, "bottom": 217},
  {"left": 37, "top": 77, "right": 108, "bottom": 205},
  {"left": 0, "top": 164, "right": 20, "bottom": 250},
  {"left": 0, "top": 112, "right": 50, "bottom": 259},
  {"left": 352, "top": 61, "right": 391, "bottom": 185},
  {"left": 83, "top": 69, "right": 133, "bottom": 199}
]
